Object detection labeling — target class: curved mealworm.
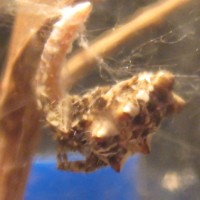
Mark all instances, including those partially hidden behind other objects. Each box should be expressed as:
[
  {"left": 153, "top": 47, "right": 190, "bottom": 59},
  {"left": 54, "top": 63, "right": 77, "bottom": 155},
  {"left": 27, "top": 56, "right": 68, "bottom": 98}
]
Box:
[{"left": 36, "top": 2, "right": 92, "bottom": 132}]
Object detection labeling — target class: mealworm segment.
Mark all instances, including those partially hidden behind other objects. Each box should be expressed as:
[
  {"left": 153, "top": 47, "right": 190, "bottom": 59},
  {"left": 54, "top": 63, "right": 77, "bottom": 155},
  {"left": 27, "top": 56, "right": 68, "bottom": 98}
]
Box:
[{"left": 36, "top": 2, "right": 185, "bottom": 173}]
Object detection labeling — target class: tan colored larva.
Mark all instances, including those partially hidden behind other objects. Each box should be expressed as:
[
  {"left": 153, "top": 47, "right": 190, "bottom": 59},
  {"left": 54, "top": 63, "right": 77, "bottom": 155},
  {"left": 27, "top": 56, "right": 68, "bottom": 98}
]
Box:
[{"left": 36, "top": 2, "right": 92, "bottom": 133}]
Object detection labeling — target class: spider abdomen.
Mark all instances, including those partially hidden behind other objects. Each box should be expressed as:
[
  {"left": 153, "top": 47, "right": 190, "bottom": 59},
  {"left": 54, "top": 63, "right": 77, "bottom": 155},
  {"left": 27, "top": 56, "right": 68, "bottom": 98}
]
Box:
[{"left": 56, "top": 70, "right": 185, "bottom": 172}]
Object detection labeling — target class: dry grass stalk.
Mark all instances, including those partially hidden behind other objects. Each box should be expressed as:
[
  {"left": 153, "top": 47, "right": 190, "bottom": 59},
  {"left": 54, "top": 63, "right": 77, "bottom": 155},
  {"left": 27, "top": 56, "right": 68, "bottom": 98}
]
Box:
[
  {"left": 0, "top": 0, "right": 61, "bottom": 199},
  {"left": 61, "top": 0, "right": 192, "bottom": 90}
]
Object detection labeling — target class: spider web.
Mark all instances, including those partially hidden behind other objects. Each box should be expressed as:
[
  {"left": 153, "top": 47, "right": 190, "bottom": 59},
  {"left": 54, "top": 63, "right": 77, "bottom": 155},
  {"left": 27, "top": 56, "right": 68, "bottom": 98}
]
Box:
[
  {"left": 93, "top": 2, "right": 200, "bottom": 97},
  {"left": 69, "top": 0, "right": 200, "bottom": 103}
]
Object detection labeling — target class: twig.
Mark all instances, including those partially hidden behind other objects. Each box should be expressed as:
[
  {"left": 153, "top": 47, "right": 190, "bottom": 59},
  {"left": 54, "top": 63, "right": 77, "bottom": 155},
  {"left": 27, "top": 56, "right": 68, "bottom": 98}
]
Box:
[
  {"left": 0, "top": 1, "right": 61, "bottom": 199},
  {"left": 61, "top": 0, "right": 192, "bottom": 90}
]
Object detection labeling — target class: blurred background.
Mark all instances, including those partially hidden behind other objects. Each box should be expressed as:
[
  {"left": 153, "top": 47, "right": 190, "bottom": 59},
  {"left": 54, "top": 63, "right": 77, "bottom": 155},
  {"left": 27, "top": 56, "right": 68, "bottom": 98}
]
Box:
[{"left": 1, "top": 0, "right": 200, "bottom": 199}]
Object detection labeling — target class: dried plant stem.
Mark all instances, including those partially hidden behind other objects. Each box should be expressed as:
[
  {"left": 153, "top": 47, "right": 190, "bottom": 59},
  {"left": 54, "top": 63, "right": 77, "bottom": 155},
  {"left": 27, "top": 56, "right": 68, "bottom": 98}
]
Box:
[
  {"left": 0, "top": 41, "right": 42, "bottom": 200},
  {"left": 61, "top": 0, "right": 192, "bottom": 89},
  {"left": 0, "top": 39, "right": 44, "bottom": 200},
  {"left": 0, "top": 2, "right": 57, "bottom": 199}
]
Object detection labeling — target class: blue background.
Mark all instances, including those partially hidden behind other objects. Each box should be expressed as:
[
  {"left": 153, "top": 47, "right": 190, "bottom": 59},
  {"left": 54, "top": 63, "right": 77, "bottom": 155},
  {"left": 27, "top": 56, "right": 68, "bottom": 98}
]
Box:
[{"left": 25, "top": 157, "right": 139, "bottom": 200}]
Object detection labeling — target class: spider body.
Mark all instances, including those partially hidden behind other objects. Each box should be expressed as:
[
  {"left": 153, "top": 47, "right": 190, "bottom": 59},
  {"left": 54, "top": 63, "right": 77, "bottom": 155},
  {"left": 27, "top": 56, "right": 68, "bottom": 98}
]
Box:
[{"left": 55, "top": 71, "right": 185, "bottom": 172}]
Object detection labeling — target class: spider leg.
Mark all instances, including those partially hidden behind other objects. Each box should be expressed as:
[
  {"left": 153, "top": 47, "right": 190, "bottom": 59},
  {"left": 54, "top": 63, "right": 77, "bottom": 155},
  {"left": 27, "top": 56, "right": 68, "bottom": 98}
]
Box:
[
  {"left": 56, "top": 138, "right": 69, "bottom": 169},
  {"left": 57, "top": 151, "right": 68, "bottom": 169},
  {"left": 57, "top": 154, "right": 106, "bottom": 173}
]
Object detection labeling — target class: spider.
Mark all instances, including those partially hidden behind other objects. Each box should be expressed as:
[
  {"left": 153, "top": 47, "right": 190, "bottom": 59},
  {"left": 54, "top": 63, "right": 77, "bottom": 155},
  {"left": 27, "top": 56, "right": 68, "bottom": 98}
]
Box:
[{"left": 35, "top": 1, "right": 185, "bottom": 172}]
